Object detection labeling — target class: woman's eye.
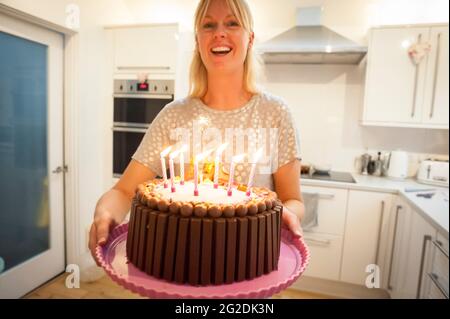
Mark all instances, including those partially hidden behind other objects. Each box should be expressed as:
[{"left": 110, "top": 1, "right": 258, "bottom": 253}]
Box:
[
  {"left": 227, "top": 21, "right": 239, "bottom": 27},
  {"left": 202, "top": 23, "right": 214, "bottom": 29}
]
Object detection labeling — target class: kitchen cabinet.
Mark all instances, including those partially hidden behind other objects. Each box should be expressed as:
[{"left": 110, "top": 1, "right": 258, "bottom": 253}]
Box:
[
  {"left": 301, "top": 186, "right": 348, "bottom": 281},
  {"left": 340, "top": 191, "right": 394, "bottom": 286},
  {"left": 385, "top": 197, "right": 448, "bottom": 299},
  {"left": 362, "top": 24, "right": 449, "bottom": 129},
  {"left": 108, "top": 24, "right": 178, "bottom": 73},
  {"left": 385, "top": 197, "right": 413, "bottom": 298}
]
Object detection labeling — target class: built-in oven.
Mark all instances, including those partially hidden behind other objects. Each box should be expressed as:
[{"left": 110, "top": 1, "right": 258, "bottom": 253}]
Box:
[{"left": 113, "top": 79, "right": 174, "bottom": 177}]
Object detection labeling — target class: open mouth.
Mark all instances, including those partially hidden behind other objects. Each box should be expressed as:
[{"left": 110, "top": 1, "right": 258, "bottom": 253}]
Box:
[{"left": 210, "top": 46, "right": 232, "bottom": 56}]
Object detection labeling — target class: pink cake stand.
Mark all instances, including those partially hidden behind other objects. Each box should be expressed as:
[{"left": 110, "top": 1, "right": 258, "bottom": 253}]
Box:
[{"left": 95, "top": 223, "right": 310, "bottom": 299}]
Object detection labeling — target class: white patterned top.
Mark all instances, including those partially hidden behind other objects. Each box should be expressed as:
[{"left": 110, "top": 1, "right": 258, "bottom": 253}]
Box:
[{"left": 132, "top": 91, "right": 301, "bottom": 190}]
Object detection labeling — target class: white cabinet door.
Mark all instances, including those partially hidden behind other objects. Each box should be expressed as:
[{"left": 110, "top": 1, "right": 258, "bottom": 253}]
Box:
[
  {"left": 340, "top": 191, "right": 393, "bottom": 285},
  {"left": 300, "top": 186, "right": 348, "bottom": 281},
  {"left": 386, "top": 198, "right": 412, "bottom": 298},
  {"left": 363, "top": 27, "right": 430, "bottom": 125},
  {"left": 401, "top": 208, "right": 437, "bottom": 299},
  {"left": 302, "top": 233, "right": 344, "bottom": 281},
  {"left": 301, "top": 186, "right": 348, "bottom": 236},
  {"left": 113, "top": 24, "right": 178, "bottom": 72},
  {"left": 422, "top": 26, "right": 449, "bottom": 126}
]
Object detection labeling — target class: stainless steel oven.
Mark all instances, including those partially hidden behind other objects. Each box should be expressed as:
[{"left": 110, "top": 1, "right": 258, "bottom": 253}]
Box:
[{"left": 113, "top": 79, "right": 174, "bottom": 177}]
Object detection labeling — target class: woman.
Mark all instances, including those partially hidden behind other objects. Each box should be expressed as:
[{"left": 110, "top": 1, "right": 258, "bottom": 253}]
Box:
[{"left": 89, "top": 0, "right": 304, "bottom": 263}]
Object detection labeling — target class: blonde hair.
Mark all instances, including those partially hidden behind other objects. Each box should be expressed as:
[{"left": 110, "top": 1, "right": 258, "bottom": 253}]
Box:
[{"left": 189, "top": 0, "right": 262, "bottom": 98}]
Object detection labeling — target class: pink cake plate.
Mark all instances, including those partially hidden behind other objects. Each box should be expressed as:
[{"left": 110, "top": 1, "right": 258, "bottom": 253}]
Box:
[{"left": 95, "top": 223, "right": 310, "bottom": 299}]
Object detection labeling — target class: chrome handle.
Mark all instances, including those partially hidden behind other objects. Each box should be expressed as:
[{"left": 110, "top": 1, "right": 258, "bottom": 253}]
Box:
[
  {"left": 52, "top": 165, "right": 68, "bottom": 174},
  {"left": 303, "top": 235, "right": 331, "bottom": 246},
  {"left": 113, "top": 93, "right": 173, "bottom": 99},
  {"left": 427, "top": 273, "right": 449, "bottom": 299},
  {"left": 411, "top": 33, "right": 422, "bottom": 118},
  {"left": 112, "top": 127, "right": 148, "bottom": 133},
  {"left": 387, "top": 205, "right": 402, "bottom": 291},
  {"left": 430, "top": 33, "right": 441, "bottom": 119},
  {"left": 375, "top": 200, "right": 385, "bottom": 264},
  {"left": 117, "top": 66, "right": 171, "bottom": 70},
  {"left": 416, "top": 235, "right": 432, "bottom": 298},
  {"left": 301, "top": 192, "right": 335, "bottom": 199},
  {"left": 432, "top": 239, "right": 449, "bottom": 259}
]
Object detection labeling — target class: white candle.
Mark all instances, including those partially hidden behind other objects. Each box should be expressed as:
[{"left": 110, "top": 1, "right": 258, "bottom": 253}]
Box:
[
  {"left": 227, "top": 154, "right": 246, "bottom": 196},
  {"left": 214, "top": 143, "right": 228, "bottom": 189},
  {"left": 246, "top": 148, "right": 263, "bottom": 196},
  {"left": 179, "top": 144, "right": 188, "bottom": 185},
  {"left": 169, "top": 150, "right": 180, "bottom": 193},
  {"left": 193, "top": 157, "right": 200, "bottom": 196},
  {"left": 160, "top": 146, "right": 172, "bottom": 188}
]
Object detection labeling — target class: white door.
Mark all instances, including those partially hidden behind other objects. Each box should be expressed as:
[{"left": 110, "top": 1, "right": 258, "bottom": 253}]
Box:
[
  {"left": 364, "top": 27, "right": 430, "bottom": 124},
  {"left": 0, "top": 12, "right": 65, "bottom": 298},
  {"left": 422, "top": 26, "right": 449, "bottom": 126},
  {"left": 340, "top": 191, "right": 393, "bottom": 285}
]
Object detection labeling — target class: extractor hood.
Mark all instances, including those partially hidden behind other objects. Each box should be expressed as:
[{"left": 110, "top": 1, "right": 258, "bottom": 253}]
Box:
[{"left": 257, "top": 7, "right": 367, "bottom": 65}]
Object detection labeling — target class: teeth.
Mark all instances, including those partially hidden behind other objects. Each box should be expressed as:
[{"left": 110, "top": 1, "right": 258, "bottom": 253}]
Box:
[{"left": 211, "top": 46, "right": 232, "bottom": 53}]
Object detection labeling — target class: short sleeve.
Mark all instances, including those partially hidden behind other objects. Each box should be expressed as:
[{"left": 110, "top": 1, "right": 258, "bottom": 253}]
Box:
[
  {"left": 276, "top": 103, "right": 301, "bottom": 170},
  {"left": 132, "top": 106, "right": 173, "bottom": 176}
]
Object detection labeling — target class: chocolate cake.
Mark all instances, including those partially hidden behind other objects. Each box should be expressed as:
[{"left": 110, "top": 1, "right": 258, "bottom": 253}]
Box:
[{"left": 126, "top": 179, "right": 283, "bottom": 286}]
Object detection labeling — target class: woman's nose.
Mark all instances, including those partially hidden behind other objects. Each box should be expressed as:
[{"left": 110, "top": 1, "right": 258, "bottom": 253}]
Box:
[{"left": 213, "top": 24, "right": 227, "bottom": 39}]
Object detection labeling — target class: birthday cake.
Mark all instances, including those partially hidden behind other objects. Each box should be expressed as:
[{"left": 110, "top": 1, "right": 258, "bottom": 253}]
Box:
[{"left": 126, "top": 179, "right": 283, "bottom": 286}]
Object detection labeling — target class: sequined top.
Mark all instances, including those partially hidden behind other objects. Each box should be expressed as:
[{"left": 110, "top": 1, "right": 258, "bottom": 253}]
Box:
[{"left": 132, "top": 91, "right": 301, "bottom": 190}]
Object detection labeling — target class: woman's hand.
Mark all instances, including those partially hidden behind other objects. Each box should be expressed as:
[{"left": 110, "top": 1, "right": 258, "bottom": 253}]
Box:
[
  {"left": 88, "top": 160, "right": 157, "bottom": 265},
  {"left": 282, "top": 205, "right": 303, "bottom": 237},
  {"left": 89, "top": 209, "right": 118, "bottom": 266}
]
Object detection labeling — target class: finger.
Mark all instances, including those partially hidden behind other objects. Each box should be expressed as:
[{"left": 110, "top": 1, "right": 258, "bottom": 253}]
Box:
[
  {"left": 95, "top": 217, "right": 112, "bottom": 245},
  {"left": 88, "top": 224, "right": 101, "bottom": 266},
  {"left": 283, "top": 210, "right": 302, "bottom": 237}
]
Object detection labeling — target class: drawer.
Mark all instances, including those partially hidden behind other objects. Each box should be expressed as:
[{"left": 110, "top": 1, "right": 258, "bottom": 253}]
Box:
[
  {"left": 430, "top": 233, "right": 449, "bottom": 297},
  {"left": 302, "top": 232, "right": 343, "bottom": 281},
  {"left": 301, "top": 186, "right": 348, "bottom": 236}
]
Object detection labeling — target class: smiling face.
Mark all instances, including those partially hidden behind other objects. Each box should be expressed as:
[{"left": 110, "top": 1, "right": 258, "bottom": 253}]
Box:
[{"left": 196, "top": 0, "right": 254, "bottom": 75}]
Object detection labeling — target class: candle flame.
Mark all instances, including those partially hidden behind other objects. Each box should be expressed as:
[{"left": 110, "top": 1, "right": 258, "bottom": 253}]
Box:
[
  {"left": 179, "top": 144, "right": 188, "bottom": 153},
  {"left": 252, "top": 148, "right": 264, "bottom": 163},
  {"left": 215, "top": 143, "right": 228, "bottom": 156},
  {"left": 169, "top": 149, "right": 181, "bottom": 159},
  {"left": 195, "top": 149, "right": 213, "bottom": 162},
  {"left": 232, "top": 154, "right": 246, "bottom": 163},
  {"left": 160, "top": 146, "right": 172, "bottom": 157}
]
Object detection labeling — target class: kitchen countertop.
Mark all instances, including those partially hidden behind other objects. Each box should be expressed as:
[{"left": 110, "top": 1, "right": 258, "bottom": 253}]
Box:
[{"left": 301, "top": 173, "right": 449, "bottom": 236}]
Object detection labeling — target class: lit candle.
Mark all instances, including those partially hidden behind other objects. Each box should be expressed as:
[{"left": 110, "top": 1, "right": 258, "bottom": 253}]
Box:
[
  {"left": 169, "top": 150, "right": 180, "bottom": 193},
  {"left": 160, "top": 146, "right": 172, "bottom": 188},
  {"left": 214, "top": 143, "right": 228, "bottom": 189},
  {"left": 227, "top": 154, "right": 246, "bottom": 197},
  {"left": 178, "top": 144, "right": 188, "bottom": 185},
  {"left": 246, "top": 148, "right": 263, "bottom": 196},
  {"left": 193, "top": 149, "right": 212, "bottom": 196}
]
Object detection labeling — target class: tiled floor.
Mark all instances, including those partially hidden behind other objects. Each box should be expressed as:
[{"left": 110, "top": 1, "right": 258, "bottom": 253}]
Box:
[{"left": 24, "top": 271, "right": 333, "bottom": 299}]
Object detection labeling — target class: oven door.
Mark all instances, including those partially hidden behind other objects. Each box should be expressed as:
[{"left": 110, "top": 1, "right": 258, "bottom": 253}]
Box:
[
  {"left": 113, "top": 94, "right": 173, "bottom": 127},
  {"left": 113, "top": 126, "right": 147, "bottom": 177}
]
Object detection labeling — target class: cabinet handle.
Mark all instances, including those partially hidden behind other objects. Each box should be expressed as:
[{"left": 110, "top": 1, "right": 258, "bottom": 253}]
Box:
[
  {"left": 416, "top": 235, "right": 432, "bottom": 298},
  {"left": 375, "top": 200, "right": 385, "bottom": 265},
  {"left": 387, "top": 205, "right": 402, "bottom": 291},
  {"left": 411, "top": 33, "right": 422, "bottom": 118},
  {"left": 432, "top": 239, "right": 449, "bottom": 259},
  {"left": 303, "top": 235, "right": 331, "bottom": 246},
  {"left": 427, "top": 273, "right": 449, "bottom": 299},
  {"left": 117, "top": 66, "right": 171, "bottom": 70},
  {"left": 430, "top": 33, "right": 441, "bottom": 119}
]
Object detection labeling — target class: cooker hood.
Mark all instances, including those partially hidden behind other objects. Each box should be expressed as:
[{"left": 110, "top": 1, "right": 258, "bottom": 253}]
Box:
[{"left": 257, "top": 7, "right": 367, "bottom": 65}]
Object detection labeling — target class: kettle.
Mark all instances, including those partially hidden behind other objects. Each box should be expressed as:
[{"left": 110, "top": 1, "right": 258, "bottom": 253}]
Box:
[{"left": 386, "top": 150, "right": 409, "bottom": 180}]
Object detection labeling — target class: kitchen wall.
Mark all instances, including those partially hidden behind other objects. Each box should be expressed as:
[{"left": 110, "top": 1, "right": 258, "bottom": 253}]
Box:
[{"left": 1, "top": 0, "right": 448, "bottom": 273}]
